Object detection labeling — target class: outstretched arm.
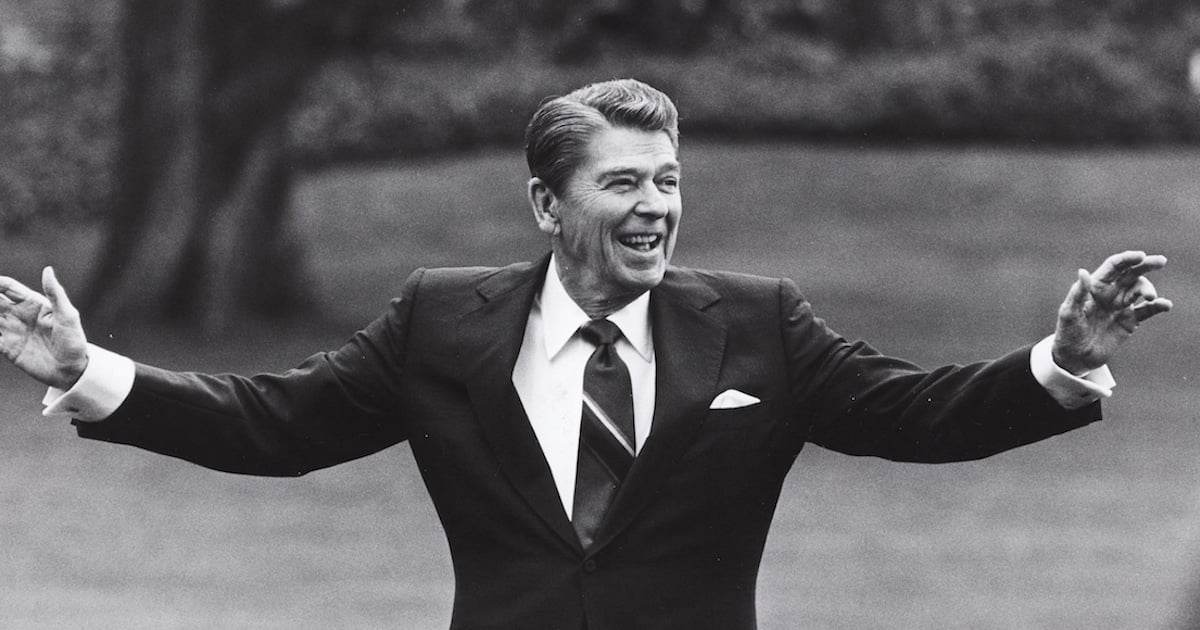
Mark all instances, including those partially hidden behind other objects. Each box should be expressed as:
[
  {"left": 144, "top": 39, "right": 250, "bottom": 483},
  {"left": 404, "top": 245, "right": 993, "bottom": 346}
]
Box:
[
  {"left": 0, "top": 267, "right": 89, "bottom": 390},
  {"left": 1052, "top": 251, "right": 1172, "bottom": 374}
]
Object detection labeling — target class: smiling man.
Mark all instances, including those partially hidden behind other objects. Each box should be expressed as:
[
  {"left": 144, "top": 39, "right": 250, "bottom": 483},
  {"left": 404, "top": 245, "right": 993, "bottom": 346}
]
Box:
[
  {"left": 529, "top": 123, "right": 680, "bottom": 317},
  {"left": 0, "top": 79, "right": 1174, "bottom": 629}
]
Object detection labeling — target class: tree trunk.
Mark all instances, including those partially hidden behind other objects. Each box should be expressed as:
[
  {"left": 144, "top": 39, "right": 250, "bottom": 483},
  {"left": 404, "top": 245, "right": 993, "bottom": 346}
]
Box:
[
  {"left": 179, "top": 116, "right": 308, "bottom": 331},
  {"left": 83, "top": 0, "right": 208, "bottom": 330},
  {"left": 85, "top": 0, "right": 325, "bottom": 333}
]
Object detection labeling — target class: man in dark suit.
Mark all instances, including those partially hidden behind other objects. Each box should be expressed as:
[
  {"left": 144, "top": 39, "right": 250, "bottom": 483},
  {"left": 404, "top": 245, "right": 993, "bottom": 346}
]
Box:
[{"left": 0, "top": 79, "right": 1174, "bottom": 629}]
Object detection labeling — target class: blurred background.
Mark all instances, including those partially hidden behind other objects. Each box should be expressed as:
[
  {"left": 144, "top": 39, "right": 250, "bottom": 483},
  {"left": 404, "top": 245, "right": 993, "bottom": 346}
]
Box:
[{"left": 1, "top": 0, "right": 1199, "bottom": 628}]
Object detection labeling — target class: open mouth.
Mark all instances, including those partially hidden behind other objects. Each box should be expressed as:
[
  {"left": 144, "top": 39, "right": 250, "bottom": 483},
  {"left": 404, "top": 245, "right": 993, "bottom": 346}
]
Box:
[{"left": 618, "top": 234, "right": 662, "bottom": 252}]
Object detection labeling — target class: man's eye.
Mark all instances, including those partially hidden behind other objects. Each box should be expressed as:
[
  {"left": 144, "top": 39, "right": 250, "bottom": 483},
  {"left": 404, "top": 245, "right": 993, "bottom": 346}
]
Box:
[
  {"left": 607, "top": 179, "right": 636, "bottom": 190},
  {"left": 658, "top": 177, "right": 680, "bottom": 191}
]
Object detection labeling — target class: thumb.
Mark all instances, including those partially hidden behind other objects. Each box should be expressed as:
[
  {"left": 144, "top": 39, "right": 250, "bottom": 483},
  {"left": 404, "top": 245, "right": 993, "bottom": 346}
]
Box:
[
  {"left": 1063, "top": 268, "right": 1092, "bottom": 310},
  {"left": 42, "top": 266, "right": 78, "bottom": 319}
]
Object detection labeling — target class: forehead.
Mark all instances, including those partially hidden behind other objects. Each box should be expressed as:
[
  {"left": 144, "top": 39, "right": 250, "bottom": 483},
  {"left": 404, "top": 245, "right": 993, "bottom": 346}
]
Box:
[{"left": 579, "top": 125, "right": 679, "bottom": 175}]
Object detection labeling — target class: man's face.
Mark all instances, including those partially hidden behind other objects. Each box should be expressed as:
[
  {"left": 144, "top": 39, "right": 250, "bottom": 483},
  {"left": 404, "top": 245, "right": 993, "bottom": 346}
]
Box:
[{"left": 537, "top": 125, "right": 682, "bottom": 311}]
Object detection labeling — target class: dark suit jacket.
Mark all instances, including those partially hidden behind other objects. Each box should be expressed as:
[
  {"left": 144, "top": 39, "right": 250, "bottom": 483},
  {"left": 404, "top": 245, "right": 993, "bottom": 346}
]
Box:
[{"left": 75, "top": 256, "right": 1100, "bottom": 629}]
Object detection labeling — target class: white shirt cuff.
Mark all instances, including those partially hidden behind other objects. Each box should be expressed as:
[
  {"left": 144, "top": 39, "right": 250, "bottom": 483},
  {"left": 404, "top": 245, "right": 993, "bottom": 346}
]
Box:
[
  {"left": 42, "top": 344, "right": 135, "bottom": 422},
  {"left": 1030, "top": 335, "right": 1115, "bottom": 410}
]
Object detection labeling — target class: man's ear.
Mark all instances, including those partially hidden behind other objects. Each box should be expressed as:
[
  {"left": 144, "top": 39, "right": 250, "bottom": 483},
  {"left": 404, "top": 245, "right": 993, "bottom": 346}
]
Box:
[{"left": 528, "top": 177, "right": 560, "bottom": 236}]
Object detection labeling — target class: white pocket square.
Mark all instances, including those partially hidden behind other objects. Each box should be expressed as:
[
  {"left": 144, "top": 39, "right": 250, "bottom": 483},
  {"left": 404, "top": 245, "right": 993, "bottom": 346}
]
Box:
[{"left": 709, "top": 389, "right": 761, "bottom": 410}]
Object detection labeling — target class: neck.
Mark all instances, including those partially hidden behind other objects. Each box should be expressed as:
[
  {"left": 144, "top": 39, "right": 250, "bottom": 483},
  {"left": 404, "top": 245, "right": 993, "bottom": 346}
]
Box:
[
  {"left": 551, "top": 258, "right": 642, "bottom": 320},
  {"left": 562, "top": 283, "right": 639, "bottom": 320}
]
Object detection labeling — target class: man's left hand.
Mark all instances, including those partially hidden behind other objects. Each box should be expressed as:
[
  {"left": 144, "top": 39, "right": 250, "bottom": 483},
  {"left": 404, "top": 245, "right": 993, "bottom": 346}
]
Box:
[{"left": 1052, "top": 250, "right": 1172, "bottom": 374}]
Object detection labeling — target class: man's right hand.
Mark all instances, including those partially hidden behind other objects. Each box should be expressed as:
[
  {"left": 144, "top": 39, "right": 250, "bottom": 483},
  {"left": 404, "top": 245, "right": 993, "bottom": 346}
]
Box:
[{"left": 0, "top": 267, "right": 89, "bottom": 390}]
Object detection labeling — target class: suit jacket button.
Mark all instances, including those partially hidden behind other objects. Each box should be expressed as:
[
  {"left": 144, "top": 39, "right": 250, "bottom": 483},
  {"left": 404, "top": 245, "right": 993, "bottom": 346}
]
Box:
[{"left": 582, "top": 559, "right": 597, "bottom": 573}]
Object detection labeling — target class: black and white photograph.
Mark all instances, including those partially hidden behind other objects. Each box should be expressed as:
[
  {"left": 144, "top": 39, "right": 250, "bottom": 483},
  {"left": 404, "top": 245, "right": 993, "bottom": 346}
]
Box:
[{"left": 0, "top": 1, "right": 1197, "bottom": 628}]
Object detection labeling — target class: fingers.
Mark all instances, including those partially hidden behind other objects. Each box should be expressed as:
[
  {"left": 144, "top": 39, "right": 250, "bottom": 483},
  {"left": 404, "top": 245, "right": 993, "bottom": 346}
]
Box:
[
  {"left": 1092, "top": 250, "right": 1168, "bottom": 284},
  {"left": 1070, "top": 256, "right": 1171, "bottom": 315},
  {"left": 1125, "top": 276, "right": 1158, "bottom": 306},
  {"left": 1092, "top": 251, "right": 1144, "bottom": 283},
  {"left": 1122, "top": 255, "right": 1168, "bottom": 281},
  {"left": 0, "top": 275, "right": 51, "bottom": 317},
  {"left": 0, "top": 275, "right": 38, "bottom": 304},
  {"left": 1133, "top": 297, "right": 1173, "bottom": 322}
]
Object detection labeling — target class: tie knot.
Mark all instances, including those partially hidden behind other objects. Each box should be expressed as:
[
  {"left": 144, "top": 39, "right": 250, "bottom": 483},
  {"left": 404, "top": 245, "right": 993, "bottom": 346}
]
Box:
[{"left": 580, "top": 319, "right": 622, "bottom": 347}]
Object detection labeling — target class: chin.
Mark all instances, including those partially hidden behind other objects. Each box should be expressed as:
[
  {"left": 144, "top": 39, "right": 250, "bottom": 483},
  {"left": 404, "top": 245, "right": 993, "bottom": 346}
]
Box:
[{"left": 621, "top": 266, "right": 666, "bottom": 293}]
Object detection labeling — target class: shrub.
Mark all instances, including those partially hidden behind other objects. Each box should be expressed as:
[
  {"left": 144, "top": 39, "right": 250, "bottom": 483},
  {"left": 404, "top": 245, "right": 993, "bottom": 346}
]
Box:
[
  {"left": 4, "top": 1, "right": 1200, "bottom": 229},
  {"left": 0, "top": 2, "right": 117, "bottom": 231}
]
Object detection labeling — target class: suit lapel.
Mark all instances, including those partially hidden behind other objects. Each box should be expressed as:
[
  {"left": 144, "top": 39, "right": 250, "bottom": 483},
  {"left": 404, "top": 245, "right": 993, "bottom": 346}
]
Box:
[
  {"left": 457, "top": 261, "right": 727, "bottom": 556},
  {"left": 457, "top": 256, "right": 583, "bottom": 552},
  {"left": 588, "top": 268, "right": 726, "bottom": 554}
]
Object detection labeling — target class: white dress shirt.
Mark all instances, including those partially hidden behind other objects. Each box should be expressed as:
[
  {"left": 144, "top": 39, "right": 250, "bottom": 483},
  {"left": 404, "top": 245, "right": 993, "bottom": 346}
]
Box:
[
  {"left": 44, "top": 261, "right": 1114, "bottom": 518},
  {"left": 511, "top": 259, "right": 656, "bottom": 517}
]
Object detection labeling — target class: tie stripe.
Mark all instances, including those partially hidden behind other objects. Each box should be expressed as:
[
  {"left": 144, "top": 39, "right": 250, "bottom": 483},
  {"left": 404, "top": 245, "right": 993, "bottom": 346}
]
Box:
[
  {"left": 580, "top": 400, "right": 635, "bottom": 480},
  {"left": 581, "top": 391, "right": 635, "bottom": 457},
  {"left": 573, "top": 319, "right": 636, "bottom": 549}
]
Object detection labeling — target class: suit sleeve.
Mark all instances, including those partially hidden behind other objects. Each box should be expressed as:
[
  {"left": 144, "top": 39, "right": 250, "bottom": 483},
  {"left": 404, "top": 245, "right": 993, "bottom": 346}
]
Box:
[
  {"left": 72, "top": 269, "right": 426, "bottom": 476},
  {"left": 778, "top": 278, "right": 1101, "bottom": 462}
]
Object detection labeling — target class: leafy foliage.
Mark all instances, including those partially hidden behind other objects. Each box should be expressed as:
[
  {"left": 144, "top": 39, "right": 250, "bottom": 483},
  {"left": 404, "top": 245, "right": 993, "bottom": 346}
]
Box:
[
  {"left": 3, "top": 0, "right": 1200, "bottom": 228},
  {"left": 0, "top": 2, "right": 117, "bottom": 231}
]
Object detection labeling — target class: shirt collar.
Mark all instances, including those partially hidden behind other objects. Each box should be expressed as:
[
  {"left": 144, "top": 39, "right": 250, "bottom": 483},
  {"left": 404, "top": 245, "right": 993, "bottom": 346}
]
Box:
[{"left": 540, "top": 256, "right": 654, "bottom": 362}]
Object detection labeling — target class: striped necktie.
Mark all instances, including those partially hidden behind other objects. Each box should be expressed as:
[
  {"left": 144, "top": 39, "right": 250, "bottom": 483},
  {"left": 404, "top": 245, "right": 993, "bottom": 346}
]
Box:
[{"left": 572, "top": 318, "right": 635, "bottom": 549}]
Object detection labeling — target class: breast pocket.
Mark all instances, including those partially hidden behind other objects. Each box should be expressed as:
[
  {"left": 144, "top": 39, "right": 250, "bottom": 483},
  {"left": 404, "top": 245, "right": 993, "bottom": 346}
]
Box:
[
  {"left": 669, "top": 399, "right": 778, "bottom": 531},
  {"left": 680, "top": 398, "right": 773, "bottom": 466},
  {"left": 700, "top": 403, "right": 767, "bottom": 431}
]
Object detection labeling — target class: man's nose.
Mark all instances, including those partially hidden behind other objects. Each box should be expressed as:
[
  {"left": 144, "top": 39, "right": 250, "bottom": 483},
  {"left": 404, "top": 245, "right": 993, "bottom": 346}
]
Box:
[{"left": 634, "top": 183, "right": 669, "bottom": 218}]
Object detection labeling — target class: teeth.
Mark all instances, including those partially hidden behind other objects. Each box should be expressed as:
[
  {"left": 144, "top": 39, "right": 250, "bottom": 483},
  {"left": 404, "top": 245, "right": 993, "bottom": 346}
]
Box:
[{"left": 619, "top": 234, "right": 660, "bottom": 251}]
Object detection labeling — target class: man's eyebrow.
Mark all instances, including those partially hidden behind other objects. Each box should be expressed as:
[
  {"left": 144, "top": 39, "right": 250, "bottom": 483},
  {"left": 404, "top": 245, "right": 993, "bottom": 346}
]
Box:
[
  {"left": 598, "top": 162, "right": 681, "bottom": 179},
  {"left": 598, "top": 167, "right": 644, "bottom": 180}
]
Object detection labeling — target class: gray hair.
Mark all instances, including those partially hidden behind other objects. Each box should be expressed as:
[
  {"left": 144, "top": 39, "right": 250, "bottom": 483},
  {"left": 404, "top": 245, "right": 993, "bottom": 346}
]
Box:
[{"left": 524, "top": 79, "right": 679, "bottom": 195}]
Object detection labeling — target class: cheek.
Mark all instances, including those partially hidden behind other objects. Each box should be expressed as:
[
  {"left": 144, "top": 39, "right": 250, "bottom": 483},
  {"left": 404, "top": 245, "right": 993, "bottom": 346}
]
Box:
[
  {"left": 574, "top": 214, "right": 616, "bottom": 244},
  {"left": 561, "top": 218, "right": 612, "bottom": 262},
  {"left": 579, "top": 219, "right": 612, "bottom": 248}
]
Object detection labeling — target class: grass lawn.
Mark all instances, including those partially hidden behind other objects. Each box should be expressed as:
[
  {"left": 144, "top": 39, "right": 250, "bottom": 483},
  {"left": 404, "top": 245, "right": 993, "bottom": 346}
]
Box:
[{"left": 1, "top": 142, "right": 1198, "bottom": 628}]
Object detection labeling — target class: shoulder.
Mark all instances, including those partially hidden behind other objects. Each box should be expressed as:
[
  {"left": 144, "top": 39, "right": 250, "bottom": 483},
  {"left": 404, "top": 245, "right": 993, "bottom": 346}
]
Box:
[
  {"left": 662, "top": 265, "right": 803, "bottom": 304},
  {"left": 400, "top": 259, "right": 541, "bottom": 291},
  {"left": 394, "top": 258, "right": 547, "bottom": 313}
]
